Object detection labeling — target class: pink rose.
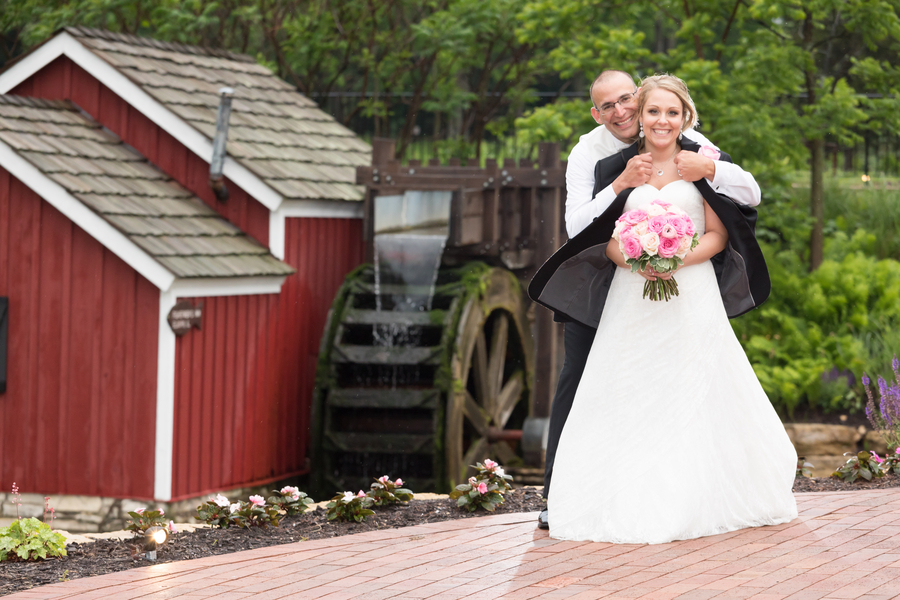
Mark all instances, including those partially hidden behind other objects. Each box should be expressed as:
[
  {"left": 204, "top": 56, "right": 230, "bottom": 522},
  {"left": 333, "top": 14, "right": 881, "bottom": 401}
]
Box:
[
  {"left": 660, "top": 224, "right": 678, "bottom": 239},
  {"left": 640, "top": 232, "right": 660, "bottom": 256},
  {"left": 648, "top": 215, "right": 668, "bottom": 234},
  {"left": 477, "top": 482, "right": 488, "bottom": 494},
  {"left": 621, "top": 209, "right": 648, "bottom": 226},
  {"left": 684, "top": 220, "right": 695, "bottom": 237},
  {"left": 668, "top": 215, "right": 688, "bottom": 237},
  {"left": 658, "top": 236, "right": 680, "bottom": 258},
  {"left": 249, "top": 495, "right": 265, "bottom": 507},
  {"left": 698, "top": 145, "right": 721, "bottom": 160},
  {"left": 620, "top": 235, "right": 643, "bottom": 260}
]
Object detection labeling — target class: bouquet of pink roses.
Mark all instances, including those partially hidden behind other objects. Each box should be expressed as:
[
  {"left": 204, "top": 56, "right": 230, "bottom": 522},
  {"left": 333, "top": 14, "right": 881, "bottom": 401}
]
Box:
[{"left": 611, "top": 199, "right": 700, "bottom": 301}]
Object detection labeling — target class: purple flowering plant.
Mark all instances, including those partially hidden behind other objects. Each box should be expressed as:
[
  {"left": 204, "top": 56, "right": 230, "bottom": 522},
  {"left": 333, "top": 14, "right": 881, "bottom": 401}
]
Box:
[{"left": 862, "top": 355, "right": 900, "bottom": 452}]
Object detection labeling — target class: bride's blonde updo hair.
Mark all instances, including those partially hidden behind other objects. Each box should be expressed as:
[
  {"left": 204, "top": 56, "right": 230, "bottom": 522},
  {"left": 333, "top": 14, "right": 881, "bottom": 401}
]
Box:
[{"left": 637, "top": 74, "right": 699, "bottom": 134}]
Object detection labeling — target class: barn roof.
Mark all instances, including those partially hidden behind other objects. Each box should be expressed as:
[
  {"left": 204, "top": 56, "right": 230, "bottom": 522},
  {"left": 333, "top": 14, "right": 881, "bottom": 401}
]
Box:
[
  {"left": 0, "top": 94, "right": 293, "bottom": 279},
  {"left": 63, "top": 27, "right": 370, "bottom": 203}
]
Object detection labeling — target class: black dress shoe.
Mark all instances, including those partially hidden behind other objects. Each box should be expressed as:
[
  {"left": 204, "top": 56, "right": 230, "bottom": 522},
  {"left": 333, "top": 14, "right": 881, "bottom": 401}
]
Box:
[{"left": 537, "top": 509, "right": 549, "bottom": 530}]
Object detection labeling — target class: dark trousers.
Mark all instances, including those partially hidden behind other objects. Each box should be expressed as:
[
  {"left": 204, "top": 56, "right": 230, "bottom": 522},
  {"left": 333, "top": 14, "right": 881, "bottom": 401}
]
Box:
[{"left": 542, "top": 319, "right": 597, "bottom": 499}]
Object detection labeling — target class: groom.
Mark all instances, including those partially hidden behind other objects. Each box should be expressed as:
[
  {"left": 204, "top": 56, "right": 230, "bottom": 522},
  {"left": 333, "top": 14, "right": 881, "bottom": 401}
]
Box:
[{"left": 537, "top": 70, "right": 762, "bottom": 529}]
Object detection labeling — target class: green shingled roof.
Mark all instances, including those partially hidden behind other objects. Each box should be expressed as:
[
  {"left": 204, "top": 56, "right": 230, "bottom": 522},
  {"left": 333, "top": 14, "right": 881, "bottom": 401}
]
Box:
[
  {"left": 0, "top": 94, "right": 294, "bottom": 279},
  {"left": 65, "top": 26, "right": 371, "bottom": 203}
]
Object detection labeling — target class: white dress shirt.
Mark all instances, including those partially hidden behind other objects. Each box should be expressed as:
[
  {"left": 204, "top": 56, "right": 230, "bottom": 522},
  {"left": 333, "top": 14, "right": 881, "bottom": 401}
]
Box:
[{"left": 565, "top": 125, "right": 761, "bottom": 238}]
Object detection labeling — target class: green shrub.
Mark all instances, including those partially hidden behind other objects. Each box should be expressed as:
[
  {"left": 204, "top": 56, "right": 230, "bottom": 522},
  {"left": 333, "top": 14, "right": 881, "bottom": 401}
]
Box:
[
  {"left": 326, "top": 491, "right": 375, "bottom": 522},
  {"left": 0, "top": 518, "right": 67, "bottom": 561}
]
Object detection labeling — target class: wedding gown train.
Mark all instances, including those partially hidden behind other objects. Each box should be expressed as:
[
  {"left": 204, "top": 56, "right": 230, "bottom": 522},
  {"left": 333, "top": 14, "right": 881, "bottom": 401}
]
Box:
[{"left": 548, "top": 181, "right": 797, "bottom": 544}]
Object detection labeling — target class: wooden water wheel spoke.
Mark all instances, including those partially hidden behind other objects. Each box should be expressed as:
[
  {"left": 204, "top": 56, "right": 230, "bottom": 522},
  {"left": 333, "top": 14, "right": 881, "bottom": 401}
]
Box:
[
  {"left": 491, "top": 440, "right": 519, "bottom": 465},
  {"left": 462, "top": 390, "right": 490, "bottom": 438},
  {"left": 493, "top": 371, "right": 524, "bottom": 427},
  {"left": 462, "top": 437, "right": 489, "bottom": 472},
  {"left": 487, "top": 313, "right": 508, "bottom": 400},
  {"left": 472, "top": 330, "right": 492, "bottom": 416}
]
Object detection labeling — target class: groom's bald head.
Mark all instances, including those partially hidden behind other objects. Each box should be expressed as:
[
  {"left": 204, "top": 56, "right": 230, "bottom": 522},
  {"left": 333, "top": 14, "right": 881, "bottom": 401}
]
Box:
[{"left": 589, "top": 70, "right": 635, "bottom": 108}]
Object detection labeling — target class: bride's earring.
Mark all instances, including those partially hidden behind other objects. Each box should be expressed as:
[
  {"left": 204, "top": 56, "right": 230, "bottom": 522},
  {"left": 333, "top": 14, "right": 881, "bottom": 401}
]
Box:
[
  {"left": 639, "top": 122, "right": 644, "bottom": 138},
  {"left": 678, "top": 128, "right": 683, "bottom": 141}
]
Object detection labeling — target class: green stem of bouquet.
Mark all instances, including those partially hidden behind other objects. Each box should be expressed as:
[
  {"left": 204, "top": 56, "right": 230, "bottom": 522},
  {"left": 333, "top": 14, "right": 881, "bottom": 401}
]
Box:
[{"left": 643, "top": 278, "right": 680, "bottom": 301}]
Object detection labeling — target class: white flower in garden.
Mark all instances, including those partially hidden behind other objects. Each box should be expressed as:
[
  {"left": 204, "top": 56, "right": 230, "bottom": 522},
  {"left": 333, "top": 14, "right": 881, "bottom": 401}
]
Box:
[
  {"left": 135, "top": 508, "right": 145, "bottom": 514},
  {"left": 249, "top": 495, "right": 265, "bottom": 507},
  {"left": 495, "top": 467, "right": 505, "bottom": 478},
  {"left": 229, "top": 502, "right": 241, "bottom": 514},
  {"left": 213, "top": 494, "right": 230, "bottom": 508},
  {"left": 378, "top": 475, "right": 390, "bottom": 484},
  {"left": 280, "top": 486, "right": 299, "bottom": 496},
  {"left": 342, "top": 492, "right": 355, "bottom": 504}
]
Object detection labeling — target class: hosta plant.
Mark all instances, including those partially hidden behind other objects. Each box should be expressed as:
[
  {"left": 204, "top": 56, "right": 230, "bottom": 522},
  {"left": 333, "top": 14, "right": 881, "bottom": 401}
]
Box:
[
  {"left": 796, "top": 457, "right": 814, "bottom": 478},
  {"left": 326, "top": 491, "right": 374, "bottom": 522},
  {"left": 268, "top": 486, "right": 315, "bottom": 516},
  {"left": 832, "top": 451, "right": 886, "bottom": 483},
  {"left": 449, "top": 459, "right": 514, "bottom": 512},
  {"left": 368, "top": 476, "right": 414, "bottom": 506},
  {"left": 0, "top": 518, "right": 67, "bottom": 561},
  {"left": 124, "top": 507, "right": 168, "bottom": 535}
]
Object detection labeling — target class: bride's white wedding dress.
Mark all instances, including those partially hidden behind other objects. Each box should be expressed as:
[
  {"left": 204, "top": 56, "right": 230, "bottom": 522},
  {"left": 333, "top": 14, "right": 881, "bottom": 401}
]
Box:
[{"left": 548, "top": 181, "right": 798, "bottom": 544}]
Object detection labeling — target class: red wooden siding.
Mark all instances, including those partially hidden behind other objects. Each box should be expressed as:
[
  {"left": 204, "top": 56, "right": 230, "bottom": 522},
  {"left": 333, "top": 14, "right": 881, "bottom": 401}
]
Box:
[
  {"left": 0, "top": 168, "right": 159, "bottom": 499},
  {"left": 170, "top": 217, "right": 363, "bottom": 499},
  {"left": 11, "top": 56, "right": 269, "bottom": 247}
]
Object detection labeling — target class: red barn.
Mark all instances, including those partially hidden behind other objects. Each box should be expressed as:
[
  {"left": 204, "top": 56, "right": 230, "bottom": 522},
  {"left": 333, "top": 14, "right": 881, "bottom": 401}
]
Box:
[{"left": 0, "top": 28, "right": 368, "bottom": 508}]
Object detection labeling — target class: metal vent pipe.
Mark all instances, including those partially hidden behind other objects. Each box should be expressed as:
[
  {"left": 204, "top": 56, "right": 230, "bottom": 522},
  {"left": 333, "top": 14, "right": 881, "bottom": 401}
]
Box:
[{"left": 209, "top": 87, "right": 235, "bottom": 202}]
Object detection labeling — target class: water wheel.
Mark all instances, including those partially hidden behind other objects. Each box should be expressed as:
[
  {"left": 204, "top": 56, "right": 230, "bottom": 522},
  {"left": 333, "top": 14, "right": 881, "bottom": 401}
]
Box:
[{"left": 311, "top": 263, "right": 534, "bottom": 495}]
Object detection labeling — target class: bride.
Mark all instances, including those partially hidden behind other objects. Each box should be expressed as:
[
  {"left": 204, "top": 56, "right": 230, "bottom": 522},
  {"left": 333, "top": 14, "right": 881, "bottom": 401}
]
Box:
[{"left": 544, "top": 75, "right": 797, "bottom": 544}]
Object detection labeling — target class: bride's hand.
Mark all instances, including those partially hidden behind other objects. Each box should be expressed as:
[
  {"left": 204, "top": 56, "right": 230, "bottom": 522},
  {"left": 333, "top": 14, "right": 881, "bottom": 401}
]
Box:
[
  {"left": 639, "top": 268, "right": 658, "bottom": 281},
  {"left": 653, "top": 265, "right": 681, "bottom": 280}
]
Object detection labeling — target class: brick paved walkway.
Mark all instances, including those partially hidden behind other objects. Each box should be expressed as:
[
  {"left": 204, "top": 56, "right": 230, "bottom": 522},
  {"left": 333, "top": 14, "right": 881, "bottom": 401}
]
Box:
[{"left": 10, "top": 490, "right": 900, "bottom": 600}]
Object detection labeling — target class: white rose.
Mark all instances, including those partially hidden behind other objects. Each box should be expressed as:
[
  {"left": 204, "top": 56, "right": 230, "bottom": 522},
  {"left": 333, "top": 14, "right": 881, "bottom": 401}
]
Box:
[
  {"left": 640, "top": 232, "right": 660, "bottom": 256},
  {"left": 633, "top": 220, "right": 649, "bottom": 236},
  {"left": 647, "top": 204, "right": 666, "bottom": 217}
]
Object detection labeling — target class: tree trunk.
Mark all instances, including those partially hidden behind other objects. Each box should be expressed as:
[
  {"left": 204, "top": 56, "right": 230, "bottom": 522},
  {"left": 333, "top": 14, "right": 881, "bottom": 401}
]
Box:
[{"left": 809, "top": 138, "right": 825, "bottom": 271}]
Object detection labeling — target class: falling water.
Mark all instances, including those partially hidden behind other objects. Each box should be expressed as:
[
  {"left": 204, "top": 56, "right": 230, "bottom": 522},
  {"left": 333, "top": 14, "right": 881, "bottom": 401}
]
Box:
[{"left": 370, "top": 191, "right": 452, "bottom": 387}]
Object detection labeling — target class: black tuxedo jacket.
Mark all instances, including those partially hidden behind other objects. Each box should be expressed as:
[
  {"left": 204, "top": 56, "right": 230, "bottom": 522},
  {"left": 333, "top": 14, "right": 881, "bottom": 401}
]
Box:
[{"left": 527, "top": 139, "right": 770, "bottom": 328}]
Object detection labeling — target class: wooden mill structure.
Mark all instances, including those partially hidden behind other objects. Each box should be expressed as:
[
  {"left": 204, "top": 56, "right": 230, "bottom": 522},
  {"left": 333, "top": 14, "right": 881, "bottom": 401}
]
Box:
[{"left": 313, "top": 138, "right": 568, "bottom": 494}]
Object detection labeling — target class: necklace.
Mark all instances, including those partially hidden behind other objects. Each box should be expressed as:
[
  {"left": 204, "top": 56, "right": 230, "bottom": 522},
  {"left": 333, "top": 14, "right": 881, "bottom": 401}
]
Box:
[{"left": 652, "top": 147, "right": 679, "bottom": 177}]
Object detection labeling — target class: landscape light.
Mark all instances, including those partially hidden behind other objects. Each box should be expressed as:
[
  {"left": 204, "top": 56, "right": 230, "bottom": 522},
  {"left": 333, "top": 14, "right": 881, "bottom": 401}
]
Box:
[
  {"left": 143, "top": 526, "right": 168, "bottom": 560},
  {"left": 861, "top": 174, "right": 871, "bottom": 182}
]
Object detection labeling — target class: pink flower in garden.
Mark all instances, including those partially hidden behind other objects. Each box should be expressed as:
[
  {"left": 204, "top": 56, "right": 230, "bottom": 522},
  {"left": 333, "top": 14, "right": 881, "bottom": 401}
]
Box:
[
  {"left": 483, "top": 459, "right": 498, "bottom": 471},
  {"left": 468, "top": 476, "right": 477, "bottom": 486},
  {"left": 647, "top": 215, "right": 668, "bottom": 234},
  {"left": 378, "top": 475, "right": 390, "bottom": 484},
  {"left": 357, "top": 490, "right": 366, "bottom": 497},
  {"left": 168, "top": 521, "right": 177, "bottom": 534},
  {"left": 658, "top": 236, "right": 680, "bottom": 258},
  {"left": 213, "top": 494, "right": 230, "bottom": 508},
  {"left": 159, "top": 509, "right": 165, "bottom": 516},
  {"left": 896, "top": 448, "right": 900, "bottom": 455},
  {"left": 395, "top": 479, "right": 403, "bottom": 486},
  {"left": 136, "top": 508, "right": 145, "bottom": 514},
  {"left": 477, "top": 482, "right": 488, "bottom": 495},
  {"left": 871, "top": 452, "right": 884, "bottom": 463},
  {"left": 698, "top": 145, "right": 721, "bottom": 160},
  {"left": 621, "top": 235, "right": 642, "bottom": 260},
  {"left": 249, "top": 495, "right": 265, "bottom": 507}
]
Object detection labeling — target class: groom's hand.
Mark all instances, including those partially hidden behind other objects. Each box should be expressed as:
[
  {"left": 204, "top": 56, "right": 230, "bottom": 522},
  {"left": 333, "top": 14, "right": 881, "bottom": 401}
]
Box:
[
  {"left": 612, "top": 153, "right": 652, "bottom": 195},
  {"left": 674, "top": 151, "right": 715, "bottom": 182}
]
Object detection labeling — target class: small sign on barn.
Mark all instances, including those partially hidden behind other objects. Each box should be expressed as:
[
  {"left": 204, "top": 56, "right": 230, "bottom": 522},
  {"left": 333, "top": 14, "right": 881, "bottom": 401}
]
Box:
[{"left": 167, "top": 301, "right": 203, "bottom": 336}]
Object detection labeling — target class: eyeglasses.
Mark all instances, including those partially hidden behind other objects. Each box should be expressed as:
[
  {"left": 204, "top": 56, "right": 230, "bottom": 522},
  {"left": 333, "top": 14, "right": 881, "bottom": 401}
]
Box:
[{"left": 596, "top": 91, "right": 637, "bottom": 115}]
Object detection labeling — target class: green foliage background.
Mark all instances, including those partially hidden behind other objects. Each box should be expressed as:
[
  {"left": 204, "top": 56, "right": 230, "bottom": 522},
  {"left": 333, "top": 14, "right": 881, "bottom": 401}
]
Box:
[{"left": 2, "top": 0, "right": 900, "bottom": 417}]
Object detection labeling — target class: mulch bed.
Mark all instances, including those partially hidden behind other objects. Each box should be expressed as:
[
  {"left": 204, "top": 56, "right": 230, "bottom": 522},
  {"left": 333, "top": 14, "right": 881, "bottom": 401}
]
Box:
[{"left": 4, "top": 479, "right": 900, "bottom": 596}]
